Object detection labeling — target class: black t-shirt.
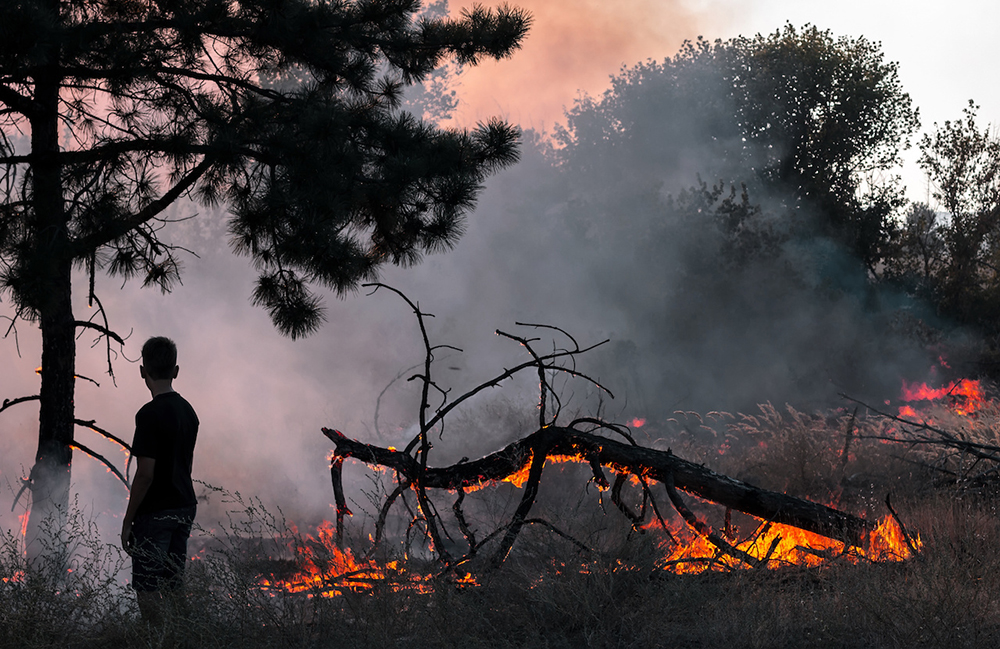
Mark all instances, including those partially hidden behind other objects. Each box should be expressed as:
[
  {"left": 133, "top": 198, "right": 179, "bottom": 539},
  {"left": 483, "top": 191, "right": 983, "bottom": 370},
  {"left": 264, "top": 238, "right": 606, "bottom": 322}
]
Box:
[{"left": 131, "top": 391, "right": 199, "bottom": 516}]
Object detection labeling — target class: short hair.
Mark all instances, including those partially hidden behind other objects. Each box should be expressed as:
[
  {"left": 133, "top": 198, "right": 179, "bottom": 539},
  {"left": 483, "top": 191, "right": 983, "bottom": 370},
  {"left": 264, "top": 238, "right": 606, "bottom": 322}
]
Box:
[{"left": 142, "top": 337, "right": 177, "bottom": 380}]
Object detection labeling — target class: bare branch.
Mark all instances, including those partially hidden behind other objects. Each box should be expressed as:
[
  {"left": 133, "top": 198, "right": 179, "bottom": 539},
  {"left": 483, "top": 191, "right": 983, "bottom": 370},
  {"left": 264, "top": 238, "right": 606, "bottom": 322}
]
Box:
[
  {"left": 1, "top": 395, "right": 40, "bottom": 416},
  {"left": 70, "top": 441, "right": 130, "bottom": 490},
  {"left": 74, "top": 320, "right": 126, "bottom": 346},
  {"left": 74, "top": 418, "right": 132, "bottom": 454},
  {"left": 664, "top": 470, "right": 760, "bottom": 569}
]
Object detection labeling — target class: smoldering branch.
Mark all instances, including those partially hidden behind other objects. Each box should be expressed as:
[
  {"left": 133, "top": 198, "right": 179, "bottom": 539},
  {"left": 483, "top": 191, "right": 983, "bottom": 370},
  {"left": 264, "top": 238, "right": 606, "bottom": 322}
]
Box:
[
  {"left": 324, "top": 425, "right": 874, "bottom": 560},
  {"left": 320, "top": 286, "right": 884, "bottom": 572}
]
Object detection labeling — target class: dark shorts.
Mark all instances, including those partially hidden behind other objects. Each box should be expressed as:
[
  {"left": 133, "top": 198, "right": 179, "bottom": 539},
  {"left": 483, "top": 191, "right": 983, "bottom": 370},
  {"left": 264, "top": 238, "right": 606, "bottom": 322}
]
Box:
[{"left": 131, "top": 505, "right": 196, "bottom": 592}]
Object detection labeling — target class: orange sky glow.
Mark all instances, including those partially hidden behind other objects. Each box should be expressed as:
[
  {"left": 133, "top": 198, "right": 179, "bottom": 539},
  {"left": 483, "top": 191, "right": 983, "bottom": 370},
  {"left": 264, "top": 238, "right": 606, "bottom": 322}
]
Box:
[{"left": 444, "top": 0, "right": 706, "bottom": 131}]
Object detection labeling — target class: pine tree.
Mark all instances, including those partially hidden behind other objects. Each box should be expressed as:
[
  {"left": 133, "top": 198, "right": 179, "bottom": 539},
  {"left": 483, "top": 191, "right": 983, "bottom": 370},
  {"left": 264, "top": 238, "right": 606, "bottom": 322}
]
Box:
[{"left": 0, "top": 0, "right": 529, "bottom": 551}]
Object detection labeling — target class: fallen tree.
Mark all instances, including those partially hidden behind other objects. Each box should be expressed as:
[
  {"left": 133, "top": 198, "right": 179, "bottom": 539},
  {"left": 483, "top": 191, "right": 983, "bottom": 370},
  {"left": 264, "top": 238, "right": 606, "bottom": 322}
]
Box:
[
  {"left": 322, "top": 286, "right": 909, "bottom": 571},
  {"left": 324, "top": 425, "right": 876, "bottom": 568}
]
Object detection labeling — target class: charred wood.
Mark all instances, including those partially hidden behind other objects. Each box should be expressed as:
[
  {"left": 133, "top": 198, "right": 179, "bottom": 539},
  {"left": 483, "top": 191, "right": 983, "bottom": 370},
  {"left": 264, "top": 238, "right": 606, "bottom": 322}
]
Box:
[{"left": 323, "top": 426, "right": 875, "bottom": 549}]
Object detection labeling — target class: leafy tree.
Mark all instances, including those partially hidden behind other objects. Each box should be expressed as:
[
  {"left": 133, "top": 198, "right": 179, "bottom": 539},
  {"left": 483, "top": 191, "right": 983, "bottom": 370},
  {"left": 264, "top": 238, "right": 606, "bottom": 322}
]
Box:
[
  {"left": 555, "top": 24, "right": 919, "bottom": 274},
  {"left": 726, "top": 25, "right": 919, "bottom": 273},
  {"left": 531, "top": 25, "right": 928, "bottom": 413},
  {"left": 0, "top": 0, "right": 529, "bottom": 549},
  {"left": 900, "top": 102, "right": 1000, "bottom": 334}
]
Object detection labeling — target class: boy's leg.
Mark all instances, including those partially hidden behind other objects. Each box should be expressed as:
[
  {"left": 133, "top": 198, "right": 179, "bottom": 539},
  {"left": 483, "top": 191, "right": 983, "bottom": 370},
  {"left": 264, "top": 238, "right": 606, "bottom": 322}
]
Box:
[
  {"left": 162, "top": 506, "right": 196, "bottom": 618},
  {"left": 131, "top": 507, "right": 194, "bottom": 623},
  {"left": 136, "top": 590, "right": 165, "bottom": 626}
]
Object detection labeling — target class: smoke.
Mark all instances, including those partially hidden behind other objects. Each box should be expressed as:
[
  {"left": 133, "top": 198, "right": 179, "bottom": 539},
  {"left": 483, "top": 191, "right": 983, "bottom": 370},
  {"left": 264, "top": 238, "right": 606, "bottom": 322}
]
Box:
[{"left": 0, "top": 3, "right": 955, "bottom": 541}]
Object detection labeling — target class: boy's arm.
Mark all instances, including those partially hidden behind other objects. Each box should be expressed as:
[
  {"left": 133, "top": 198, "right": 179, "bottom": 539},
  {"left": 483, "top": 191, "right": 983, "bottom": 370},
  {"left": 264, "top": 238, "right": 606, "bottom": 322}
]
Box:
[{"left": 121, "top": 457, "right": 156, "bottom": 550}]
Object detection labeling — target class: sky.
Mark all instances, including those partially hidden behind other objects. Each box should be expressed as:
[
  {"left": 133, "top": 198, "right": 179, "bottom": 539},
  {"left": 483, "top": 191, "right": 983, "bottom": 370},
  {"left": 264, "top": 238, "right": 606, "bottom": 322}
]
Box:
[
  {"left": 447, "top": 0, "right": 1000, "bottom": 202},
  {"left": 2, "top": 0, "right": 998, "bottom": 542}
]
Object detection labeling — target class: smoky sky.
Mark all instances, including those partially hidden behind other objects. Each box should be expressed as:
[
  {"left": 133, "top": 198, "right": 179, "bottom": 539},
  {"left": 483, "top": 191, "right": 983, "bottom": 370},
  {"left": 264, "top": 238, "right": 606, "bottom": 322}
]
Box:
[
  {"left": 443, "top": 0, "right": 705, "bottom": 128},
  {"left": 0, "top": 4, "right": 955, "bottom": 540}
]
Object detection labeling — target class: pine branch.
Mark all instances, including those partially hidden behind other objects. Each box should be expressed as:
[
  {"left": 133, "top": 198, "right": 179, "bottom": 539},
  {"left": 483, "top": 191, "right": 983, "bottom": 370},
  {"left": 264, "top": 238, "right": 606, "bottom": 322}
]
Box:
[{"left": 70, "top": 157, "right": 213, "bottom": 255}]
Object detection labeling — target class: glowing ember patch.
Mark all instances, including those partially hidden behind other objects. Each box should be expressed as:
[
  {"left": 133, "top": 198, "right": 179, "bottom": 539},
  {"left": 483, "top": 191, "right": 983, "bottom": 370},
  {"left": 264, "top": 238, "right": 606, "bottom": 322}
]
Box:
[
  {"left": 2, "top": 571, "right": 25, "bottom": 584},
  {"left": 631, "top": 418, "right": 646, "bottom": 428}
]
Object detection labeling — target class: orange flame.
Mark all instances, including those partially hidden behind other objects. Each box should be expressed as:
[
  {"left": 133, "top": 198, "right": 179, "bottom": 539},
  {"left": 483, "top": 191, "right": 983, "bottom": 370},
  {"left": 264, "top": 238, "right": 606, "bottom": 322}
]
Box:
[
  {"left": 1, "top": 570, "right": 25, "bottom": 585},
  {"left": 657, "top": 515, "right": 919, "bottom": 574},
  {"left": 263, "top": 502, "right": 919, "bottom": 596},
  {"left": 258, "top": 520, "right": 478, "bottom": 597},
  {"left": 899, "top": 378, "right": 985, "bottom": 417}
]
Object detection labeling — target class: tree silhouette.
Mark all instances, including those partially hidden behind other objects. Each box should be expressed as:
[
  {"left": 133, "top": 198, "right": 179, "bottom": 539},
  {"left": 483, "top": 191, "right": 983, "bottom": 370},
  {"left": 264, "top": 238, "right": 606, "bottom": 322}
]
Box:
[
  {"left": 0, "top": 0, "right": 529, "bottom": 550},
  {"left": 556, "top": 24, "right": 919, "bottom": 274},
  {"left": 904, "top": 102, "right": 1000, "bottom": 339}
]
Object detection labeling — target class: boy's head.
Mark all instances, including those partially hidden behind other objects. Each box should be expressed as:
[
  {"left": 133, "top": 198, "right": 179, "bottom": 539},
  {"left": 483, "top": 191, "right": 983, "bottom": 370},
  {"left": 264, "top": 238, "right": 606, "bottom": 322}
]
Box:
[{"left": 141, "top": 337, "right": 178, "bottom": 381}]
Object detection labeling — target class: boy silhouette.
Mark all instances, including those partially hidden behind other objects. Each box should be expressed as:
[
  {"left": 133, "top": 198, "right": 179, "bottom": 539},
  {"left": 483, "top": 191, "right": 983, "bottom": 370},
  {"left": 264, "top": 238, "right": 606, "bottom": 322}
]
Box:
[{"left": 121, "top": 336, "right": 199, "bottom": 624}]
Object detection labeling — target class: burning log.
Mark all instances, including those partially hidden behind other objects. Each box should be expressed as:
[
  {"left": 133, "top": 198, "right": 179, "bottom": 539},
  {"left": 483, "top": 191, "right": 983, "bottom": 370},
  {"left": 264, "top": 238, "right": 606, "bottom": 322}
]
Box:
[
  {"left": 323, "top": 426, "right": 875, "bottom": 554},
  {"left": 313, "top": 285, "right": 912, "bottom": 578}
]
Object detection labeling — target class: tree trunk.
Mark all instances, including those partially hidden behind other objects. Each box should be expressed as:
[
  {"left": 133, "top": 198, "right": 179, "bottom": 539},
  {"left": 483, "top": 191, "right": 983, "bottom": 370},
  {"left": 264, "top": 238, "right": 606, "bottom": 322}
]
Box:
[
  {"left": 26, "top": 265, "right": 75, "bottom": 560},
  {"left": 25, "top": 30, "right": 76, "bottom": 560}
]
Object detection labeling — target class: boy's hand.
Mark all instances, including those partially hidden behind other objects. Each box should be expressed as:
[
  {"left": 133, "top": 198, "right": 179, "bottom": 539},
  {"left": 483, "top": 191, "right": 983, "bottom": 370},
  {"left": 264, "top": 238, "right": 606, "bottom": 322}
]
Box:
[{"left": 121, "top": 522, "right": 134, "bottom": 553}]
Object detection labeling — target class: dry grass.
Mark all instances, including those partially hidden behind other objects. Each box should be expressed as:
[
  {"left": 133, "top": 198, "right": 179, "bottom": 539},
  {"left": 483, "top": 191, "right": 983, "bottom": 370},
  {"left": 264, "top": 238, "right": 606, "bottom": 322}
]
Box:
[{"left": 4, "top": 403, "right": 1000, "bottom": 649}]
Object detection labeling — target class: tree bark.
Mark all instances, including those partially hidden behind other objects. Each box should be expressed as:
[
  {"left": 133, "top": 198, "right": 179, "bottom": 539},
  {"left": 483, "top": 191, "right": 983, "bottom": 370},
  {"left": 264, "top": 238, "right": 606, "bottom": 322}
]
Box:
[
  {"left": 324, "top": 426, "right": 875, "bottom": 548},
  {"left": 25, "top": 19, "right": 76, "bottom": 559}
]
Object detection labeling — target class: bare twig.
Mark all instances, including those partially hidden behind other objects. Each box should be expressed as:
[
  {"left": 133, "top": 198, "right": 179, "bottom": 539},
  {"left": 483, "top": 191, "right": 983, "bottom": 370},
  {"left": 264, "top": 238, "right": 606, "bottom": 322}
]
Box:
[
  {"left": 489, "top": 448, "right": 547, "bottom": 568},
  {"left": 330, "top": 457, "right": 351, "bottom": 546},
  {"left": 452, "top": 484, "right": 477, "bottom": 555},
  {"left": 364, "top": 283, "right": 452, "bottom": 563}
]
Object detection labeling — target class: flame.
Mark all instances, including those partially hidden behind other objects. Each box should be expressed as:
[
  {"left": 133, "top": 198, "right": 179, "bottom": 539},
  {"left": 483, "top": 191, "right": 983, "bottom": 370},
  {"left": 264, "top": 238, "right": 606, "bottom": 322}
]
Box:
[
  {"left": 656, "top": 515, "right": 919, "bottom": 574},
  {"left": 258, "top": 520, "right": 478, "bottom": 597},
  {"left": 899, "top": 378, "right": 985, "bottom": 417},
  {"left": 263, "top": 500, "right": 919, "bottom": 596},
  {"left": 631, "top": 418, "right": 646, "bottom": 428}
]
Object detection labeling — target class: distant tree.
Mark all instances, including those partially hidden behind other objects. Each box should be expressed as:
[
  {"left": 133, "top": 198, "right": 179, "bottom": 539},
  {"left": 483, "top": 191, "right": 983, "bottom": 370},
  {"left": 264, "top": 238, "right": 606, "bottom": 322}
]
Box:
[
  {"left": 0, "top": 0, "right": 529, "bottom": 551},
  {"left": 726, "top": 25, "right": 919, "bottom": 273},
  {"left": 887, "top": 202, "right": 947, "bottom": 288},
  {"left": 555, "top": 24, "right": 919, "bottom": 274},
  {"left": 904, "top": 101, "right": 1000, "bottom": 333},
  {"left": 529, "top": 25, "right": 929, "bottom": 412}
]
